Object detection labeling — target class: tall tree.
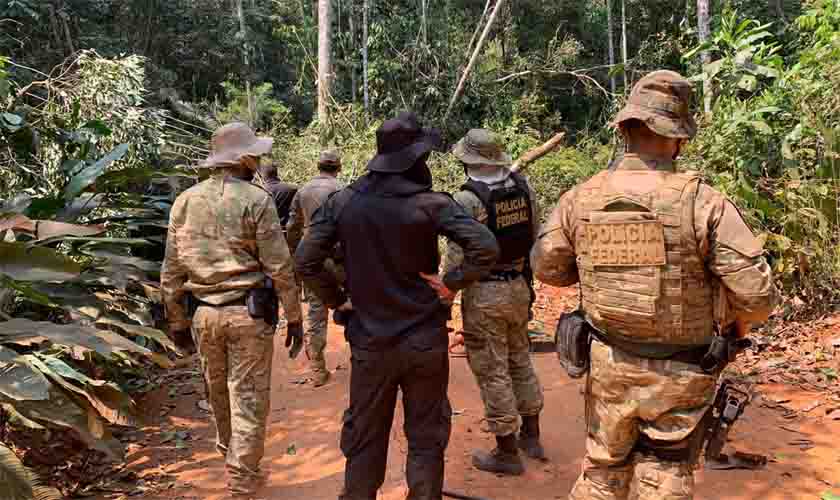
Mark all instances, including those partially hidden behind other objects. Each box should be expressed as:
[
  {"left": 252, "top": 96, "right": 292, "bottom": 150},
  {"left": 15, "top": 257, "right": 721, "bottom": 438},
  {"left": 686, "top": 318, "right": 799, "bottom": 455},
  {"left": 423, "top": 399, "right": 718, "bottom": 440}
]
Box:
[
  {"left": 697, "top": 0, "right": 712, "bottom": 114},
  {"left": 318, "top": 0, "right": 333, "bottom": 125},
  {"left": 349, "top": 0, "right": 357, "bottom": 102},
  {"left": 362, "top": 0, "right": 370, "bottom": 114},
  {"left": 235, "top": 0, "right": 253, "bottom": 125},
  {"left": 445, "top": 0, "right": 508, "bottom": 121},
  {"left": 621, "top": 0, "right": 628, "bottom": 92},
  {"left": 607, "top": 0, "right": 616, "bottom": 95}
]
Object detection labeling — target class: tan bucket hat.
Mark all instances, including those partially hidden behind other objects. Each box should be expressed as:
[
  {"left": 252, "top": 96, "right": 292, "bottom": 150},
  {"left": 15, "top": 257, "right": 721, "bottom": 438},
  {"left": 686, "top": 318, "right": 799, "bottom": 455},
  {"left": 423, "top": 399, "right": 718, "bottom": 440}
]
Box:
[
  {"left": 319, "top": 149, "right": 342, "bottom": 167},
  {"left": 611, "top": 70, "right": 698, "bottom": 139},
  {"left": 453, "top": 129, "right": 512, "bottom": 166},
  {"left": 200, "top": 122, "right": 274, "bottom": 168}
]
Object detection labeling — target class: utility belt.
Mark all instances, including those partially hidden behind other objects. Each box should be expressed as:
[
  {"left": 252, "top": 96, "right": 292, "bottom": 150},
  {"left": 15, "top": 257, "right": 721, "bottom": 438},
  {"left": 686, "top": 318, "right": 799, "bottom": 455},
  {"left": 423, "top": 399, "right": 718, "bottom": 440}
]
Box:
[
  {"left": 480, "top": 270, "right": 523, "bottom": 282},
  {"left": 554, "top": 311, "right": 751, "bottom": 379},
  {"left": 184, "top": 277, "right": 279, "bottom": 326}
]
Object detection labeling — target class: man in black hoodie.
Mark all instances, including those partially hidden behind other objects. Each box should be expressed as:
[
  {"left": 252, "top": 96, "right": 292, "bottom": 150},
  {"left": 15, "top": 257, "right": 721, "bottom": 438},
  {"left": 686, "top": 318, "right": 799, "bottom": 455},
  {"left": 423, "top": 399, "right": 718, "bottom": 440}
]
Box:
[{"left": 296, "top": 112, "right": 500, "bottom": 500}]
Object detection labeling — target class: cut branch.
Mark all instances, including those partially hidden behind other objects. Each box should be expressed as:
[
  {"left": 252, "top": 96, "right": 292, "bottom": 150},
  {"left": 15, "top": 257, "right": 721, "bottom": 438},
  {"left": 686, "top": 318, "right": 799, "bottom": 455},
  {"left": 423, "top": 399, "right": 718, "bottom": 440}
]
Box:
[{"left": 511, "top": 132, "right": 566, "bottom": 173}]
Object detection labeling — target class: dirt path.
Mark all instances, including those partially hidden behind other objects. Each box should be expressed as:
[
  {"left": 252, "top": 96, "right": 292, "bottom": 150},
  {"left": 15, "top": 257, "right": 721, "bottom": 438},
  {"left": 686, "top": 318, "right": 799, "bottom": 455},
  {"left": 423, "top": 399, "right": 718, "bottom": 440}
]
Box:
[{"left": 117, "top": 288, "right": 840, "bottom": 500}]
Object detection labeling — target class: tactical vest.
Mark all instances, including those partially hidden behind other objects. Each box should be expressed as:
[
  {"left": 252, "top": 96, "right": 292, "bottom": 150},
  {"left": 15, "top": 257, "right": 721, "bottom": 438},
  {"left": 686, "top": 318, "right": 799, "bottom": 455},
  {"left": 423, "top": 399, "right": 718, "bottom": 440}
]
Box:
[
  {"left": 575, "top": 171, "right": 715, "bottom": 347},
  {"left": 462, "top": 173, "right": 534, "bottom": 266}
]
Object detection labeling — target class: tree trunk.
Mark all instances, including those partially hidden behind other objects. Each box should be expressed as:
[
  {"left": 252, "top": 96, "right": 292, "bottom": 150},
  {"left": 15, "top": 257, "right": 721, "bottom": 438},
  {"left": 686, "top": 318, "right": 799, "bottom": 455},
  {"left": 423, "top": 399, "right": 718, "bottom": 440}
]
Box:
[
  {"left": 466, "top": 0, "right": 493, "bottom": 58},
  {"left": 607, "top": 0, "right": 616, "bottom": 95},
  {"left": 774, "top": 0, "right": 786, "bottom": 23},
  {"left": 421, "top": 0, "right": 428, "bottom": 46},
  {"left": 362, "top": 0, "right": 370, "bottom": 115},
  {"left": 318, "top": 0, "right": 333, "bottom": 125},
  {"left": 349, "top": 0, "right": 357, "bottom": 102},
  {"left": 697, "top": 0, "right": 712, "bottom": 115},
  {"left": 445, "top": 0, "right": 507, "bottom": 121},
  {"left": 621, "top": 0, "right": 628, "bottom": 92},
  {"left": 235, "top": 0, "right": 254, "bottom": 126}
]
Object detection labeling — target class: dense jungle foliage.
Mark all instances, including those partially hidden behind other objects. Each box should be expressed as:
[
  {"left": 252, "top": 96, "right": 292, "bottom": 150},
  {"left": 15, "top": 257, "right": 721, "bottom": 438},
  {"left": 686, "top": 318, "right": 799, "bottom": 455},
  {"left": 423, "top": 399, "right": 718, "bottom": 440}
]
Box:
[{"left": 0, "top": 0, "right": 839, "bottom": 495}]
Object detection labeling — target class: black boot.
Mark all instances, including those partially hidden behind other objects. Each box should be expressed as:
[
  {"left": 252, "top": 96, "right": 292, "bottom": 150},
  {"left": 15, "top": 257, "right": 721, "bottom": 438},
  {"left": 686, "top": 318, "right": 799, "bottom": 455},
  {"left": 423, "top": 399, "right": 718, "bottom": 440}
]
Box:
[
  {"left": 518, "top": 415, "right": 546, "bottom": 460},
  {"left": 472, "top": 434, "right": 524, "bottom": 476}
]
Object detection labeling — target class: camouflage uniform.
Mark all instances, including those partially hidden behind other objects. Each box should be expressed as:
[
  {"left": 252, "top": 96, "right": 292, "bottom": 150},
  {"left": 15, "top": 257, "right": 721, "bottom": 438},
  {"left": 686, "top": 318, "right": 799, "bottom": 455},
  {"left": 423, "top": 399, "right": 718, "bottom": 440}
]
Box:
[
  {"left": 531, "top": 72, "right": 777, "bottom": 500},
  {"left": 286, "top": 150, "right": 343, "bottom": 385},
  {"left": 445, "top": 129, "right": 544, "bottom": 475},
  {"left": 161, "top": 123, "right": 302, "bottom": 496},
  {"left": 445, "top": 186, "right": 544, "bottom": 436}
]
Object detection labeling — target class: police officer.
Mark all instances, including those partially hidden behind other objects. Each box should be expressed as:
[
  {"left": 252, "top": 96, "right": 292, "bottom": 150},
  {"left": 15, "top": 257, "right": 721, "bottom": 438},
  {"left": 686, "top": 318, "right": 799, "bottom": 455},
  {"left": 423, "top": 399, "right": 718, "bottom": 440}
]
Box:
[
  {"left": 531, "top": 71, "right": 777, "bottom": 500},
  {"left": 286, "top": 149, "right": 344, "bottom": 387},
  {"left": 161, "top": 122, "right": 304, "bottom": 498},
  {"left": 296, "top": 112, "right": 500, "bottom": 500},
  {"left": 443, "top": 129, "right": 545, "bottom": 476},
  {"left": 258, "top": 162, "right": 298, "bottom": 229}
]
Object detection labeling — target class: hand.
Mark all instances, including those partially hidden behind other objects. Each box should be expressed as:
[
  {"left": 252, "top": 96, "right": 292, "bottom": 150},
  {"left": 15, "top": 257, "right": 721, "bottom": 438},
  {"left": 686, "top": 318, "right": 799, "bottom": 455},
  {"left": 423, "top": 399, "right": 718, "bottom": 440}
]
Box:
[
  {"left": 337, "top": 300, "right": 353, "bottom": 312},
  {"left": 420, "top": 273, "right": 455, "bottom": 302},
  {"left": 449, "top": 332, "right": 464, "bottom": 350},
  {"left": 285, "top": 322, "right": 304, "bottom": 359}
]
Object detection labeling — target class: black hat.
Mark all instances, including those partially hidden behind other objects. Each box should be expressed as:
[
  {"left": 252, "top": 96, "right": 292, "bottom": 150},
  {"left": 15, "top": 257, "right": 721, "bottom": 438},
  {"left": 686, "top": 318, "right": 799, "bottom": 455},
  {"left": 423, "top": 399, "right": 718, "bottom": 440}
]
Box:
[{"left": 367, "top": 112, "right": 442, "bottom": 173}]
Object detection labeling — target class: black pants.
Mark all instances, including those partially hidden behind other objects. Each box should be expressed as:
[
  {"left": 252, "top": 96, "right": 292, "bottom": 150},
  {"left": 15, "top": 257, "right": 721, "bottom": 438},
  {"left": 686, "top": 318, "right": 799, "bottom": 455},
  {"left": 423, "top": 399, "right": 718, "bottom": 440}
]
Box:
[{"left": 339, "top": 339, "right": 452, "bottom": 500}]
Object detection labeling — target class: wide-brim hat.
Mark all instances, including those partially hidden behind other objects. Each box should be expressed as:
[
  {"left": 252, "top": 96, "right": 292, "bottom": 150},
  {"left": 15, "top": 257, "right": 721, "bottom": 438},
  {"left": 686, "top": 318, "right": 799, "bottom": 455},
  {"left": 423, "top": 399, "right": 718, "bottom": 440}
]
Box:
[
  {"left": 319, "top": 149, "right": 342, "bottom": 167},
  {"left": 200, "top": 122, "right": 274, "bottom": 168},
  {"left": 453, "top": 128, "right": 512, "bottom": 166},
  {"left": 367, "top": 112, "right": 442, "bottom": 173},
  {"left": 611, "top": 70, "right": 698, "bottom": 139}
]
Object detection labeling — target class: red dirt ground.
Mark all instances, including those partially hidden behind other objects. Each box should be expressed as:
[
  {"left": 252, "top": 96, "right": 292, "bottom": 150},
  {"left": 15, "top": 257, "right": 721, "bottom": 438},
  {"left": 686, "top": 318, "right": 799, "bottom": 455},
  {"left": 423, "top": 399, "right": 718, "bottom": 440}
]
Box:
[{"left": 110, "top": 284, "right": 840, "bottom": 500}]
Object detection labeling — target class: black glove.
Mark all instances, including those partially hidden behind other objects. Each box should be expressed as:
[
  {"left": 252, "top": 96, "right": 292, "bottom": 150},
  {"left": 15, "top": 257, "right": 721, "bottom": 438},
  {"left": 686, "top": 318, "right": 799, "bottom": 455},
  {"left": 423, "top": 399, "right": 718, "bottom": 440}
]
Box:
[
  {"left": 170, "top": 329, "right": 196, "bottom": 354},
  {"left": 285, "top": 322, "right": 304, "bottom": 359}
]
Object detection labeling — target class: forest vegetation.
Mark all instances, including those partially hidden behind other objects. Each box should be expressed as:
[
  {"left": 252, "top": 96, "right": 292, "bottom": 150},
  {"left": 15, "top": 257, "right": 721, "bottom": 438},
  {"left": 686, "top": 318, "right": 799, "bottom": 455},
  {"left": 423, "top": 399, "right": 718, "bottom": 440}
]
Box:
[{"left": 0, "top": 0, "right": 839, "bottom": 496}]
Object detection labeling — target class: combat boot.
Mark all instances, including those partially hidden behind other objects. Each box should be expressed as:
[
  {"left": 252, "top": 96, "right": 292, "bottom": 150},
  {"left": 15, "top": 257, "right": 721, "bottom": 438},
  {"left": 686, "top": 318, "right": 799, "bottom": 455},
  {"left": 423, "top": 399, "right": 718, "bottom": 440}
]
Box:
[
  {"left": 472, "top": 434, "right": 524, "bottom": 476},
  {"left": 518, "top": 414, "right": 546, "bottom": 460},
  {"left": 312, "top": 369, "right": 331, "bottom": 387}
]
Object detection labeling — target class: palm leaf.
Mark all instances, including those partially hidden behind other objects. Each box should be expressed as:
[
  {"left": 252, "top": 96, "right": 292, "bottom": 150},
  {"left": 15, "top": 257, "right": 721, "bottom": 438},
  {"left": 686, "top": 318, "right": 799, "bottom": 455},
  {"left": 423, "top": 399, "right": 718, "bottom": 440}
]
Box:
[
  {"left": 0, "top": 243, "right": 81, "bottom": 282},
  {"left": 0, "top": 346, "right": 51, "bottom": 402},
  {"left": 0, "top": 319, "right": 173, "bottom": 368}
]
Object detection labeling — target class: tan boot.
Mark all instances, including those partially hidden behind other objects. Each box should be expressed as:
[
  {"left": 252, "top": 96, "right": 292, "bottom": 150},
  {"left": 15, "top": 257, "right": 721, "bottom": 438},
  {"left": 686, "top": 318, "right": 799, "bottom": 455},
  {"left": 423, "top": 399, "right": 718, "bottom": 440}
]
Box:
[{"left": 312, "top": 370, "right": 331, "bottom": 387}]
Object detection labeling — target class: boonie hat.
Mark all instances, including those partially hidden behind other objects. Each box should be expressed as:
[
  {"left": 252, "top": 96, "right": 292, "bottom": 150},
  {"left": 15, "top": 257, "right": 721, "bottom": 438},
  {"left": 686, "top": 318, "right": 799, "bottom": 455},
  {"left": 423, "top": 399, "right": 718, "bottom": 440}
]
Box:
[
  {"left": 453, "top": 129, "right": 512, "bottom": 166},
  {"left": 611, "top": 70, "right": 697, "bottom": 139},
  {"left": 319, "top": 149, "right": 342, "bottom": 167},
  {"left": 367, "top": 112, "right": 442, "bottom": 173},
  {"left": 200, "top": 122, "right": 274, "bottom": 169}
]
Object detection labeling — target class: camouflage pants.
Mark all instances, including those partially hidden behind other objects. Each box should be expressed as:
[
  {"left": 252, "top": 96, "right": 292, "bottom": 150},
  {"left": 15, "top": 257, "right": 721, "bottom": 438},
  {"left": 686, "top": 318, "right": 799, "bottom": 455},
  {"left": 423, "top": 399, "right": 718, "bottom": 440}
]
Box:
[
  {"left": 461, "top": 277, "right": 544, "bottom": 437},
  {"left": 192, "top": 305, "right": 275, "bottom": 495},
  {"left": 304, "top": 287, "right": 329, "bottom": 374},
  {"left": 568, "top": 340, "right": 717, "bottom": 500}
]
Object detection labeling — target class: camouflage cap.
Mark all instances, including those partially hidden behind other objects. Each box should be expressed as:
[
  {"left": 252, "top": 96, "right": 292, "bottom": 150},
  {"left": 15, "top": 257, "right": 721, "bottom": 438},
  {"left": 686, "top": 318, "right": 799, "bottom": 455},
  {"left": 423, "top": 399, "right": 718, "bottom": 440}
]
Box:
[
  {"left": 200, "top": 122, "right": 273, "bottom": 169},
  {"left": 453, "top": 129, "right": 512, "bottom": 166},
  {"left": 611, "top": 70, "right": 698, "bottom": 139},
  {"left": 319, "top": 149, "right": 342, "bottom": 167}
]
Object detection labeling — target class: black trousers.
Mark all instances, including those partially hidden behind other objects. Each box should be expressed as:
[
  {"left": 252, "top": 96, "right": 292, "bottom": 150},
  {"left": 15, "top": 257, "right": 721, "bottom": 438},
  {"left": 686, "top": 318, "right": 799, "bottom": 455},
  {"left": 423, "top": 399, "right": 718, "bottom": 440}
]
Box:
[{"left": 338, "top": 339, "right": 452, "bottom": 500}]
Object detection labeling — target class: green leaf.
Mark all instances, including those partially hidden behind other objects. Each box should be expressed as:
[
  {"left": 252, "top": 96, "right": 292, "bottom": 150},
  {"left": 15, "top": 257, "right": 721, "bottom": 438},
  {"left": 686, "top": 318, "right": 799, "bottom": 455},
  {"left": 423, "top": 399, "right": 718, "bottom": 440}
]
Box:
[
  {"left": 0, "top": 276, "right": 55, "bottom": 307},
  {"left": 96, "top": 318, "right": 181, "bottom": 354},
  {"left": 63, "top": 143, "right": 130, "bottom": 201},
  {"left": 0, "top": 242, "right": 81, "bottom": 282},
  {"left": 1, "top": 112, "right": 22, "bottom": 126},
  {"left": 821, "top": 368, "right": 838, "bottom": 381},
  {"left": 0, "top": 346, "right": 51, "bottom": 402},
  {"left": 747, "top": 120, "right": 772, "bottom": 134},
  {"left": 27, "top": 354, "right": 141, "bottom": 427},
  {"left": 1, "top": 384, "right": 125, "bottom": 460},
  {"left": 0, "top": 443, "right": 36, "bottom": 500},
  {"left": 0, "top": 318, "right": 174, "bottom": 369},
  {"left": 820, "top": 492, "right": 840, "bottom": 500},
  {"left": 81, "top": 119, "right": 113, "bottom": 136}
]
